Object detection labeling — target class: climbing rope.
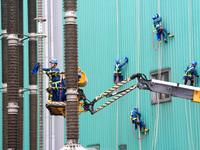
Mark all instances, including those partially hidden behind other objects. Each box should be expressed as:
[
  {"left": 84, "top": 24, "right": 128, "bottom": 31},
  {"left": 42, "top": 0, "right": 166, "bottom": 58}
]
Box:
[
  {"left": 152, "top": 1, "right": 161, "bottom": 150},
  {"left": 131, "top": 121, "right": 146, "bottom": 140},
  {"left": 136, "top": 0, "right": 142, "bottom": 149},
  {"left": 116, "top": 0, "right": 119, "bottom": 149},
  {"left": 152, "top": 31, "right": 159, "bottom": 51},
  {"left": 185, "top": 101, "right": 192, "bottom": 150},
  {"left": 185, "top": 0, "right": 195, "bottom": 149}
]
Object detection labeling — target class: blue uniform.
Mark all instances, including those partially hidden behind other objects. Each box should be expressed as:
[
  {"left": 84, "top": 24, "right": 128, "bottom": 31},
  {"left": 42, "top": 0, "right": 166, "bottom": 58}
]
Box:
[
  {"left": 43, "top": 67, "right": 61, "bottom": 101},
  {"left": 130, "top": 109, "right": 146, "bottom": 130},
  {"left": 60, "top": 74, "right": 82, "bottom": 102},
  {"left": 61, "top": 77, "right": 66, "bottom": 101},
  {"left": 183, "top": 65, "right": 199, "bottom": 86},
  {"left": 113, "top": 60, "right": 128, "bottom": 83},
  {"left": 153, "top": 17, "right": 170, "bottom": 42}
]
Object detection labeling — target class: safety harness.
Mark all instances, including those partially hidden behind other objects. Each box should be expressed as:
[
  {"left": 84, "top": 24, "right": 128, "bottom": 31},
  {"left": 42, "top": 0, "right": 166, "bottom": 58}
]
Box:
[
  {"left": 114, "top": 64, "right": 122, "bottom": 73},
  {"left": 184, "top": 66, "right": 194, "bottom": 78}
]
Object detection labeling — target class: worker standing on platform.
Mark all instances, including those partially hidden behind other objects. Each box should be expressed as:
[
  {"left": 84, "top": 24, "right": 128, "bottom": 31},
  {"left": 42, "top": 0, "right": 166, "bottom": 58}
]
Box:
[
  {"left": 130, "top": 107, "right": 149, "bottom": 133},
  {"left": 152, "top": 14, "right": 174, "bottom": 43},
  {"left": 43, "top": 59, "right": 61, "bottom": 101},
  {"left": 113, "top": 57, "right": 128, "bottom": 85},
  {"left": 183, "top": 61, "right": 200, "bottom": 86}
]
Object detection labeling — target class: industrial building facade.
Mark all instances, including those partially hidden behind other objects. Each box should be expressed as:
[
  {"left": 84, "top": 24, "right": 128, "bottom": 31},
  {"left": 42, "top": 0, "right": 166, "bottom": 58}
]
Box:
[{"left": 0, "top": 0, "right": 200, "bottom": 150}]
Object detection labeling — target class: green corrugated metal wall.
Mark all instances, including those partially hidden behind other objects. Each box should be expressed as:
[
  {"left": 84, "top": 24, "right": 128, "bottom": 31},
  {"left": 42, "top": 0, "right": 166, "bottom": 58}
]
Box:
[
  {"left": 0, "top": 0, "right": 200, "bottom": 150},
  {"left": 77, "top": 0, "right": 200, "bottom": 149}
]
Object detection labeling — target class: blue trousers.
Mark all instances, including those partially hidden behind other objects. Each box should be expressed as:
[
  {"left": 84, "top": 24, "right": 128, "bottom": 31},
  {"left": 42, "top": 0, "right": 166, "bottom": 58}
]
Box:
[
  {"left": 61, "top": 90, "right": 66, "bottom": 101},
  {"left": 113, "top": 73, "right": 123, "bottom": 83},
  {"left": 132, "top": 119, "right": 146, "bottom": 130},
  {"left": 183, "top": 75, "right": 194, "bottom": 86},
  {"left": 157, "top": 28, "right": 170, "bottom": 41},
  {"left": 52, "top": 83, "right": 60, "bottom": 101}
]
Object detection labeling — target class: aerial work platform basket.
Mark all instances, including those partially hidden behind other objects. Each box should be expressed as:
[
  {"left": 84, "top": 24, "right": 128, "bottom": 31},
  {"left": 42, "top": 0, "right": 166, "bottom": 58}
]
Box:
[{"left": 44, "top": 71, "right": 88, "bottom": 117}]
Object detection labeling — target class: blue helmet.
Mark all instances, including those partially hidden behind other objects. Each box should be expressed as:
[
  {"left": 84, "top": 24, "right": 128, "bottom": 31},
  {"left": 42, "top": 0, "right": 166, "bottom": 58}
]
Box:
[
  {"left": 134, "top": 107, "right": 138, "bottom": 110},
  {"left": 152, "top": 15, "right": 157, "bottom": 20},
  {"left": 116, "top": 59, "right": 120, "bottom": 64},
  {"left": 50, "top": 59, "right": 58, "bottom": 64},
  {"left": 192, "top": 61, "right": 197, "bottom": 66}
]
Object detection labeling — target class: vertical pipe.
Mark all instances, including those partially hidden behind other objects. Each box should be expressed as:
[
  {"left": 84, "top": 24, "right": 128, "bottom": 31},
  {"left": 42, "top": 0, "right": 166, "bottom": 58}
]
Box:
[
  {"left": 28, "top": 0, "right": 38, "bottom": 149},
  {"left": 7, "top": 0, "right": 19, "bottom": 148},
  {"left": 37, "top": 0, "right": 46, "bottom": 149},
  {"left": 62, "top": 1, "right": 87, "bottom": 149},
  {"left": 1, "top": 0, "right": 8, "bottom": 149},
  {"left": 64, "top": 0, "right": 79, "bottom": 143},
  {"left": 18, "top": 0, "right": 24, "bottom": 149}
]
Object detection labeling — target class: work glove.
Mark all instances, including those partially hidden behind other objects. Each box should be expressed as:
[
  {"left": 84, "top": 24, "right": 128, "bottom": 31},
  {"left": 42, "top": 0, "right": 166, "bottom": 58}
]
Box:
[
  {"left": 32, "top": 62, "right": 40, "bottom": 75},
  {"left": 125, "top": 57, "right": 128, "bottom": 62}
]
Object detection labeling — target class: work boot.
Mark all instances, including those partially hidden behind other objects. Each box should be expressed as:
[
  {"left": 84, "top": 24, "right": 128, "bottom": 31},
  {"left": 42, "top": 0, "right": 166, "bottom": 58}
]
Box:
[
  {"left": 144, "top": 128, "right": 149, "bottom": 132},
  {"left": 164, "top": 38, "right": 167, "bottom": 43},
  {"left": 169, "top": 34, "right": 174, "bottom": 38},
  {"left": 140, "top": 131, "right": 144, "bottom": 133}
]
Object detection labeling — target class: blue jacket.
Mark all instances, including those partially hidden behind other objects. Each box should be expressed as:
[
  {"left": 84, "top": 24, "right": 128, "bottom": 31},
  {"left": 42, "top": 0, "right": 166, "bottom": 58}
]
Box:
[
  {"left": 114, "top": 61, "right": 127, "bottom": 72},
  {"left": 185, "top": 65, "right": 192, "bottom": 72},
  {"left": 130, "top": 109, "right": 141, "bottom": 119},
  {"left": 153, "top": 17, "right": 163, "bottom": 31},
  {"left": 43, "top": 67, "right": 61, "bottom": 82},
  {"left": 184, "top": 66, "right": 199, "bottom": 77}
]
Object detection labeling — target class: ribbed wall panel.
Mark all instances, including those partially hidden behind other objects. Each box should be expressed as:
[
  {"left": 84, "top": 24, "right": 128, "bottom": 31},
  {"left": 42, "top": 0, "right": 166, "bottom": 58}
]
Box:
[{"left": 77, "top": 0, "right": 200, "bottom": 149}]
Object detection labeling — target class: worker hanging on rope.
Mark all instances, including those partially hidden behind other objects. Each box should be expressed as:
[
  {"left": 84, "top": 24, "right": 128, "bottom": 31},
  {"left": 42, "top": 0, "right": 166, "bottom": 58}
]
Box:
[
  {"left": 130, "top": 107, "right": 149, "bottom": 133},
  {"left": 43, "top": 59, "right": 61, "bottom": 101},
  {"left": 183, "top": 61, "right": 200, "bottom": 86},
  {"left": 113, "top": 57, "right": 128, "bottom": 85},
  {"left": 152, "top": 14, "right": 174, "bottom": 43}
]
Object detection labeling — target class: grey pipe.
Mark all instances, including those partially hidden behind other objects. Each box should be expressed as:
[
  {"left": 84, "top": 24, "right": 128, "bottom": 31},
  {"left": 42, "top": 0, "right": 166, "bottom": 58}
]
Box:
[
  {"left": 1, "top": 0, "right": 8, "bottom": 148},
  {"left": 7, "top": 0, "right": 19, "bottom": 149},
  {"left": 28, "top": 0, "right": 38, "bottom": 149},
  {"left": 37, "top": 0, "right": 45, "bottom": 149}
]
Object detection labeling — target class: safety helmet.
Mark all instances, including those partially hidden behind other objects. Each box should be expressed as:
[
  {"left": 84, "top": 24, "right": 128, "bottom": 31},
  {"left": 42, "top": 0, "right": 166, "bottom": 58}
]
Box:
[
  {"left": 116, "top": 59, "right": 120, "bottom": 64},
  {"left": 134, "top": 107, "right": 138, "bottom": 110},
  {"left": 192, "top": 61, "right": 197, "bottom": 66},
  {"left": 50, "top": 59, "right": 58, "bottom": 64},
  {"left": 152, "top": 15, "right": 157, "bottom": 20}
]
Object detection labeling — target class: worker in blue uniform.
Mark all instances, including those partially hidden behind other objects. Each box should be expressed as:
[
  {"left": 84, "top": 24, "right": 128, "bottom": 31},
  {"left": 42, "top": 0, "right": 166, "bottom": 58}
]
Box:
[
  {"left": 60, "top": 67, "right": 82, "bottom": 102},
  {"left": 113, "top": 57, "right": 128, "bottom": 84},
  {"left": 130, "top": 107, "right": 149, "bottom": 133},
  {"left": 152, "top": 14, "right": 174, "bottom": 43},
  {"left": 183, "top": 61, "right": 200, "bottom": 86},
  {"left": 43, "top": 59, "right": 61, "bottom": 101}
]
